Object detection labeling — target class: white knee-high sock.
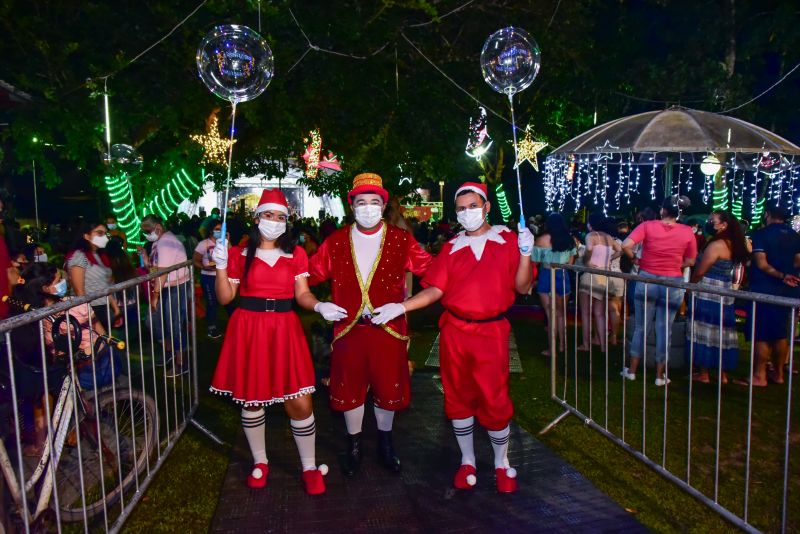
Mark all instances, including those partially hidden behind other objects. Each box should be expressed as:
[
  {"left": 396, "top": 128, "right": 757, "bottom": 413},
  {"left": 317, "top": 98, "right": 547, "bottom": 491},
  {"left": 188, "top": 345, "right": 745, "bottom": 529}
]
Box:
[
  {"left": 343, "top": 405, "right": 365, "bottom": 435},
  {"left": 374, "top": 406, "right": 395, "bottom": 432},
  {"left": 290, "top": 414, "right": 317, "bottom": 471},
  {"left": 487, "top": 426, "right": 511, "bottom": 469},
  {"left": 452, "top": 417, "right": 476, "bottom": 467},
  {"left": 241, "top": 408, "right": 267, "bottom": 465}
]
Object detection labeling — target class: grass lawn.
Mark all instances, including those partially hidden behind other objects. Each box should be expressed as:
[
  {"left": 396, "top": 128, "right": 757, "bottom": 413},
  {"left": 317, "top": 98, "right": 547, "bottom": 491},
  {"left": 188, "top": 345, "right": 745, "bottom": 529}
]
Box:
[{"left": 121, "top": 301, "right": 797, "bottom": 533}]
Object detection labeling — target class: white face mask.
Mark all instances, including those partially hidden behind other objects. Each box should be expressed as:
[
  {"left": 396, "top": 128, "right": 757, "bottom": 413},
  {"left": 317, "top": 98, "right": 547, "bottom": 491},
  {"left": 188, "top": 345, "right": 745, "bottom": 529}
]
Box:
[
  {"left": 354, "top": 204, "right": 383, "bottom": 228},
  {"left": 457, "top": 207, "right": 486, "bottom": 232},
  {"left": 34, "top": 253, "right": 48, "bottom": 263},
  {"left": 107, "top": 223, "right": 117, "bottom": 230},
  {"left": 258, "top": 219, "right": 286, "bottom": 241},
  {"left": 144, "top": 231, "right": 159, "bottom": 242},
  {"left": 91, "top": 235, "right": 109, "bottom": 249}
]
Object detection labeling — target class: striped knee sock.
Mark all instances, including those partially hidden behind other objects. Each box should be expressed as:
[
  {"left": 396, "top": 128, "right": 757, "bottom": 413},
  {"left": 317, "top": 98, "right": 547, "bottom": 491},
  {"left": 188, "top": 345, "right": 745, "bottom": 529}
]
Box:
[
  {"left": 487, "top": 426, "right": 511, "bottom": 469},
  {"left": 452, "top": 417, "right": 476, "bottom": 467},
  {"left": 290, "top": 414, "right": 317, "bottom": 471},
  {"left": 241, "top": 408, "right": 267, "bottom": 465}
]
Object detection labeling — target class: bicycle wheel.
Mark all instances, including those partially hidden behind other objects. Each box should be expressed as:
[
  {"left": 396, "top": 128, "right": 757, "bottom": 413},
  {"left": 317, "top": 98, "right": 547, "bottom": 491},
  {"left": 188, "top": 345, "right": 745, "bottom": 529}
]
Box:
[{"left": 54, "top": 388, "right": 157, "bottom": 522}]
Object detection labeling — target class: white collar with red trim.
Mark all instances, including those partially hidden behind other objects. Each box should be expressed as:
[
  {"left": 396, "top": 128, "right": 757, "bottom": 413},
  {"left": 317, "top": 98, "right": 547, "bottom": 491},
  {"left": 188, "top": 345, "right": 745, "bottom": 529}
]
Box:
[
  {"left": 449, "top": 225, "right": 509, "bottom": 261},
  {"left": 241, "top": 247, "right": 293, "bottom": 267}
]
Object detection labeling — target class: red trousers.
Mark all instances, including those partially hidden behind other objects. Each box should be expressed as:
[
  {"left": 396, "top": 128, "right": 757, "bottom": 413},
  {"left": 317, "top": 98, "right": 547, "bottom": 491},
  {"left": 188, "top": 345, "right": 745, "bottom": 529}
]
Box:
[
  {"left": 439, "top": 313, "right": 513, "bottom": 430},
  {"left": 329, "top": 325, "right": 410, "bottom": 412}
]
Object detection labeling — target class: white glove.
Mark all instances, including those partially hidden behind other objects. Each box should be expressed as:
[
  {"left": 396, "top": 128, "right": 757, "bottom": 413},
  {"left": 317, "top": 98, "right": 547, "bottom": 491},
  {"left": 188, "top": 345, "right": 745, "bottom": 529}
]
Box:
[
  {"left": 370, "top": 303, "right": 406, "bottom": 325},
  {"left": 314, "top": 302, "right": 348, "bottom": 322},
  {"left": 212, "top": 241, "right": 228, "bottom": 269},
  {"left": 517, "top": 224, "right": 534, "bottom": 256}
]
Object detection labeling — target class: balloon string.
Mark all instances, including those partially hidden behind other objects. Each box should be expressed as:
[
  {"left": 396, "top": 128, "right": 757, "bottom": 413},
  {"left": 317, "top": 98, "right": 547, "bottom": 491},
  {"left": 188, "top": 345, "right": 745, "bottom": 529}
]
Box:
[
  {"left": 508, "top": 93, "right": 524, "bottom": 222},
  {"left": 220, "top": 101, "right": 238, "bottom": 246}
]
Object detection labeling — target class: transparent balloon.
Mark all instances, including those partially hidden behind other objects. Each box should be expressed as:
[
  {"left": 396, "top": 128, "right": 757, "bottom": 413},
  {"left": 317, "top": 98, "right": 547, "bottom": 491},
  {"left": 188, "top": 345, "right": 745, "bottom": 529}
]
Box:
[
  {"left": 480, "top": 27, "right": 541, "bottom": 96},
  {"left": 104, "top": 144, "right": 143, "bottom": 175},
  {"left": 196, "top": 24, "right": 274, "bottom": 103}
]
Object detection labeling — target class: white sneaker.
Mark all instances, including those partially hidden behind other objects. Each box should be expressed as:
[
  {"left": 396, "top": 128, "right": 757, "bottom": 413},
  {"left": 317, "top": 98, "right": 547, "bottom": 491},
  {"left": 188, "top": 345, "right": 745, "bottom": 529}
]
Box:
[
  {"left": 655, "top": 377, "right": 671, "bottom": 387},
  {"left": 620, "top": 367, "right": 636, "bottom": 381}
]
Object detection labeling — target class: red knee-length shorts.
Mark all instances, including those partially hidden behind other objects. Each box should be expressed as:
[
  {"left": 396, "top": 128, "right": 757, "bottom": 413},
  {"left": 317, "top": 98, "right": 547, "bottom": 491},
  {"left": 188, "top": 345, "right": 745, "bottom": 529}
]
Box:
[
  {"left": 440, "top": 313, "right": 513, "bottom": 431},
  {"left": 329, "top": 325, "right": 410, "bottom": 412}
]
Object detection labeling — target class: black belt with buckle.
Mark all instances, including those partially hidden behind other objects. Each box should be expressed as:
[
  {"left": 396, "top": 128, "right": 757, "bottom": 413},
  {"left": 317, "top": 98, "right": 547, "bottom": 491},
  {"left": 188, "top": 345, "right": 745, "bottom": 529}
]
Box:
[
  {"left": 239, "top": 297, "right": 294, "bottom": 312},
  {"left": 448, "top": 310, "right": 507, "bottom": 323}
]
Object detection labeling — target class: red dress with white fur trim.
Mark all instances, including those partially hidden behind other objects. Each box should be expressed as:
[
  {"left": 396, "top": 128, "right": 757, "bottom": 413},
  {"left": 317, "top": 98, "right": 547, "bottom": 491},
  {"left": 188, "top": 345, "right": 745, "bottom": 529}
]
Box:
[{"left": 210, "top": 246, "right": 316, "bottom": 406}]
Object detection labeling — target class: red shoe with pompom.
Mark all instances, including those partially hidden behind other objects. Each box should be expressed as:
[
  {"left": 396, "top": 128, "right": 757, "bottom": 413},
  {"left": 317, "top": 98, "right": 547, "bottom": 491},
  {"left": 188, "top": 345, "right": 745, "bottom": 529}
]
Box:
[
  {"left": 495, "top": 467, "right": 518, "bottom": 494},
  {"left": 302, "top": 464, "right": 328, "bottom": 495},
  {"left": 453, "top": 464, "right": 477, "bottom": 490},
  {"left": 246, "top": 463, "right": 269, "bottom": 489}
]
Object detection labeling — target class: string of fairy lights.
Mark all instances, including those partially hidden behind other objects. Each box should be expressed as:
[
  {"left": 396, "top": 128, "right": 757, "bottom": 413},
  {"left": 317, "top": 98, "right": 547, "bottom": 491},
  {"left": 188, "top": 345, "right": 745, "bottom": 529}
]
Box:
[{"left": 543, "top": 150, "right": 799, "bottom": 223}]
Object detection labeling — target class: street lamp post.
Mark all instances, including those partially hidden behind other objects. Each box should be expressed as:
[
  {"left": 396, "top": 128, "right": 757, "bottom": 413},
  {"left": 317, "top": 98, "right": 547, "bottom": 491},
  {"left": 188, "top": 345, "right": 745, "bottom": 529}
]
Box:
[{"left": 32, "top": 159, "right": 39, "bottom": 238}]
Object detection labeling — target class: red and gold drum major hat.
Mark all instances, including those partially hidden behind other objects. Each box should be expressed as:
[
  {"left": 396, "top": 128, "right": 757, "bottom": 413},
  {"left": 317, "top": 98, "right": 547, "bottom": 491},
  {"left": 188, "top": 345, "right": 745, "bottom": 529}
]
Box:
[{"left": 348, "top": 172, "right": 389, "bottom": 203}]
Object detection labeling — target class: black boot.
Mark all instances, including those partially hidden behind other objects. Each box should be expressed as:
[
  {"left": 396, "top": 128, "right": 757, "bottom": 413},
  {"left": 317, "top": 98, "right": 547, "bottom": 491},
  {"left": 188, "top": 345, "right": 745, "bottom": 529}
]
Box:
[
  {"left": 341, "top": 432, "right": 363, "bottom": 477},
  {"left": 377, "top": 430, "right": 402, "bottom": 473}
]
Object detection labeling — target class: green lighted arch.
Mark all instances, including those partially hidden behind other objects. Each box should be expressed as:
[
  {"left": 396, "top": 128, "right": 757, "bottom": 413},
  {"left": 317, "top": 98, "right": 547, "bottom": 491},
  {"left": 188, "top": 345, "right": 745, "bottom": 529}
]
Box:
[{"left": 105, "top": 168, "right": 205, "bottom": 249}]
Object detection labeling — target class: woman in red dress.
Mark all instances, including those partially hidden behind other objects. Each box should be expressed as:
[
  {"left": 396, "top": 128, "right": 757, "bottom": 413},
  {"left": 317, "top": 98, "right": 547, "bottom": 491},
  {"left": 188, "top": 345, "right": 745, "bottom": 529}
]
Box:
[{"left": 210, "top": 189, "right": 346, "bottom": 495}]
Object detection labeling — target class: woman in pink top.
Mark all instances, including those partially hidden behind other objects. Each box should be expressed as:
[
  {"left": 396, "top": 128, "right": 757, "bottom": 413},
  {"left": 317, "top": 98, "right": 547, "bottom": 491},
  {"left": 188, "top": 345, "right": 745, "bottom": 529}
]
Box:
[
  {"left": 620, "top": 196, "right": 697, "bottom": 386},
  {"left": 577, "top": 212, "right": 622, "bottom": 352}
]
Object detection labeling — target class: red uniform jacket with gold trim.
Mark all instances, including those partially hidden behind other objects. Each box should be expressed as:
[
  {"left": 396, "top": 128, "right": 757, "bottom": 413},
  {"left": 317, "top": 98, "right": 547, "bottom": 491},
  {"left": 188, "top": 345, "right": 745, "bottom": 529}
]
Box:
[{"left": 309, "top": 223, "right": 432, "bottom": 343}]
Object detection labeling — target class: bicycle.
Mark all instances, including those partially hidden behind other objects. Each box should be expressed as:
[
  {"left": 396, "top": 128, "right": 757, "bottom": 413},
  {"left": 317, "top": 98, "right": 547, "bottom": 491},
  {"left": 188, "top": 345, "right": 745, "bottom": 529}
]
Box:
[{"left": 0, "top": 297, "right": 158, "bottom": 529}]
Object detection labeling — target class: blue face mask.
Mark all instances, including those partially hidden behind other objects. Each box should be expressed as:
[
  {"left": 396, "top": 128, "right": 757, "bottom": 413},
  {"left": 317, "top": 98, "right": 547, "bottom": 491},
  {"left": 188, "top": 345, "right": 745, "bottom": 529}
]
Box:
[
  {"left": 53, "top": 279, "right": 68, "bottom": 297},
  {"left": 212, "top": 230, "right": 222, "bottom": 240},
  {"left": 298, "top": 234, "right": 306, "bottom": 244}
]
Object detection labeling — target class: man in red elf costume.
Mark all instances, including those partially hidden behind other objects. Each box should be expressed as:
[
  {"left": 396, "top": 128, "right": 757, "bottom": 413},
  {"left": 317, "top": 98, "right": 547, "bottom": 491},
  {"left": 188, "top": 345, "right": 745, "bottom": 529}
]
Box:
[
  {"left": 309, "top": 172, "right": 432, "bottom": 476},
  {"left": 372, "top": 181, "right": 534, "bottom": 493}
]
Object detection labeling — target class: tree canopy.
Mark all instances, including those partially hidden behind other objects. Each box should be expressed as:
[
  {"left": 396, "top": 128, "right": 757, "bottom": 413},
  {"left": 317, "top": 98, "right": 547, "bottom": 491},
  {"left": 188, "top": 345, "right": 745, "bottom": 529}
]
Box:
[{"left": 1, "top": 0, "right": 799, "bottom": 218}]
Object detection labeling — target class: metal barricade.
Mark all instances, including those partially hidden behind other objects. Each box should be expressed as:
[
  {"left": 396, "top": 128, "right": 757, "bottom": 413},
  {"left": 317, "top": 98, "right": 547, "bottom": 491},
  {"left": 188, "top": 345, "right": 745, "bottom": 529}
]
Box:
[
  {"left": 0, "top": 260, "right": 199, "bottom": 533},
  {"left": 540, "top": 263, "right": 798, "bottom": 534}
]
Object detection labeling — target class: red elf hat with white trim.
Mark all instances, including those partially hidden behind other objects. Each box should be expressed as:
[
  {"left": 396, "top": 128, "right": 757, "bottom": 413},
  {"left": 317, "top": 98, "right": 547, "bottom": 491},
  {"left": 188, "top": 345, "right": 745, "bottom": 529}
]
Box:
[
  {"left": 254, "top": 188, "right": 289, "bottom": 215},
  {"left": 454, "top": 181, "right": 488, "bottom": 202}
]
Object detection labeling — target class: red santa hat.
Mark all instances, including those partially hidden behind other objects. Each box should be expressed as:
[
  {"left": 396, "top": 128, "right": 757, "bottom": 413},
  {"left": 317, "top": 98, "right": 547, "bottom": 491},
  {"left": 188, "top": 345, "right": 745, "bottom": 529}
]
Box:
[
  {"left": 254, "top": 188, "right": 289, "bottom": 215},
  {"left": 348, "top": 173, "right": 389, "bottom": 203},
  {"left": 454, "top": 181, "right": 488, "bottom": 202}
]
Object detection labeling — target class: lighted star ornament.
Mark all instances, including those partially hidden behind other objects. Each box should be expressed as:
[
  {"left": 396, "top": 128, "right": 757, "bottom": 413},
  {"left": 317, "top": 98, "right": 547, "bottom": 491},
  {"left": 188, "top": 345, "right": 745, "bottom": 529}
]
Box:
[
  {"left": 513, "top": 126, "right": 548, "bottom": 171},
  {"left": 190, "top": 114, "right": 236, "bottom": 166}
]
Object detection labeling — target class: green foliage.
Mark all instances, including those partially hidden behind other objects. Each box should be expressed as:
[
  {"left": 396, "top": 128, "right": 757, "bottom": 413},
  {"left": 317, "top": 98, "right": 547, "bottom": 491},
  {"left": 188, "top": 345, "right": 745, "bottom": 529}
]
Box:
[{"left": 1, "top": 0, "right": 799, "bottom": 211}]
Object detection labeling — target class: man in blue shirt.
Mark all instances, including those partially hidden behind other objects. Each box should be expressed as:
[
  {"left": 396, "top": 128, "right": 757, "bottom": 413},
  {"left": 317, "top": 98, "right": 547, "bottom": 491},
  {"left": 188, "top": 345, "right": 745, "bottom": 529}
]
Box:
[{"left": 740, "top": 204, "right": 800, "bottom": 386}]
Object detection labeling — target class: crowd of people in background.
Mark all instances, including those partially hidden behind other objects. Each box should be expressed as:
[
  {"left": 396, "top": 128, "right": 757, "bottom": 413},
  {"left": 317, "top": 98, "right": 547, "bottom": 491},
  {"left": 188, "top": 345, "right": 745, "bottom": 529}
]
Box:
[
  {"left": 527, "top": 197, "right": 799, "bottom": 390},
  {"left": 0, "top": 186, "right": 797, "bottom": 444}
]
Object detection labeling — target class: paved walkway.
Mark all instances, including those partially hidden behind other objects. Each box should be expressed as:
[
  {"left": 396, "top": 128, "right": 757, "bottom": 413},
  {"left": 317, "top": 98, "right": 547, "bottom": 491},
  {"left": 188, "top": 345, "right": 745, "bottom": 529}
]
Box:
[{"left": 211, "top": 372, "right": 644, "bottom": 533}]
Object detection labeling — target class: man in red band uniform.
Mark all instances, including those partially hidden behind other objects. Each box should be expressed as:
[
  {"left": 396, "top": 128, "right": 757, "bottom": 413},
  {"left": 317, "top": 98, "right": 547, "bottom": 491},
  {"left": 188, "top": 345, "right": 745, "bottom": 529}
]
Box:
[
  {"left": 373, "top": 182, "right": 534, "bottom": 493},
  {"left": 309, "top": 173, "right": 432, "bottom": 476}
]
